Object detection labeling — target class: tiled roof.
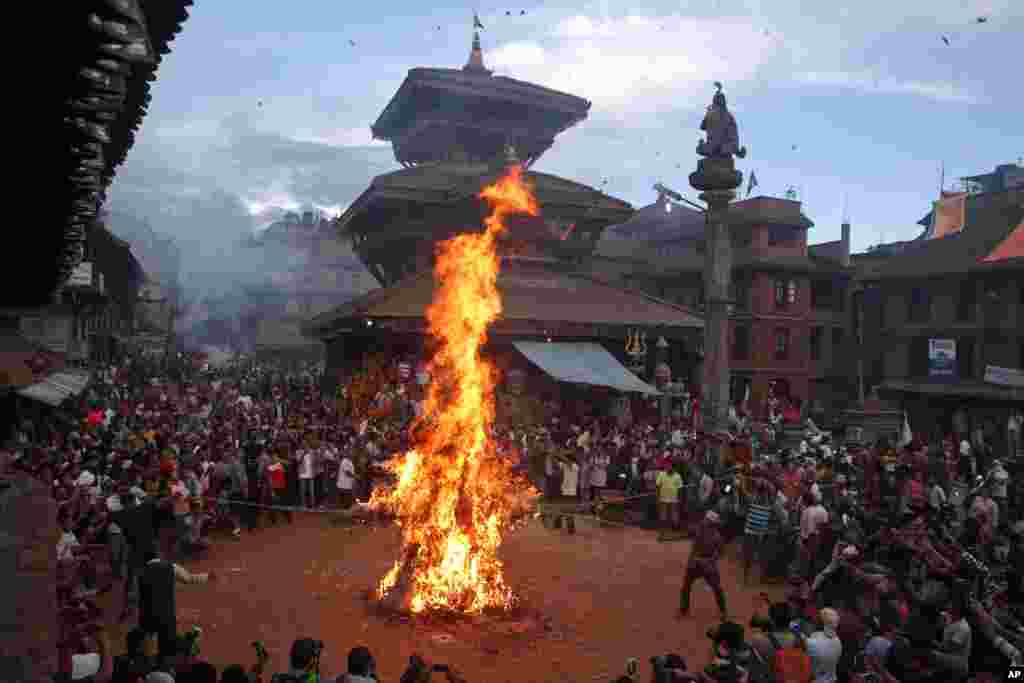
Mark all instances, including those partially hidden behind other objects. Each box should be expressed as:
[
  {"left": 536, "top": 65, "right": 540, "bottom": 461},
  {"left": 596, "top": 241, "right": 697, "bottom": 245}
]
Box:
[
  {"left": 872, "top": 188, "right": 1023, "bottom": 279},
  {"left": 305, "top": 260, "right": 702, "bottom": 337},
  {"left": 372, "top": 67, "right": 591, "bottom": 139}
]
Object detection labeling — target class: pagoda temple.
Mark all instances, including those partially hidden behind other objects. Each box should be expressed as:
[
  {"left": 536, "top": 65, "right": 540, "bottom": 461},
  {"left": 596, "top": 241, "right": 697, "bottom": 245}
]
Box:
[{"left": 307, "top": 30, "right": 704, "bottom": 416}]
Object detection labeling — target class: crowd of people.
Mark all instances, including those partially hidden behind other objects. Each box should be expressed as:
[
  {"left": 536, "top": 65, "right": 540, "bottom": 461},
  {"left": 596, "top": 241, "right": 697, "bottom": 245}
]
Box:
[{"left": 2, "top": 350, "right": 1022, "bottom": 683}]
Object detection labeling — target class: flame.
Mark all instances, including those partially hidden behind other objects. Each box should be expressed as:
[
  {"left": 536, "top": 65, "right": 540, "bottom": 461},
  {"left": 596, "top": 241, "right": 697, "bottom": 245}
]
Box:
[{"left": 371, "top": 165, "right": 540, "bottom": 614}]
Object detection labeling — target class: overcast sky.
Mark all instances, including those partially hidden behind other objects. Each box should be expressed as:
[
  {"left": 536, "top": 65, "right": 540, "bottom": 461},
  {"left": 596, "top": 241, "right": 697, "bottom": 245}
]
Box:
[{"left": 108, "top": 0, "right": 1023, "bottom": 295}]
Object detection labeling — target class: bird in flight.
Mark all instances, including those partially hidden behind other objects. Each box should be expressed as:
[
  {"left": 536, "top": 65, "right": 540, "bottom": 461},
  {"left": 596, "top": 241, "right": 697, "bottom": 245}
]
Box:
[
  {"left": 975, "top": 16, "right": 988, "bottom": 23},
  {"left": 941, "top": 35, "right": 950, "bottom": 45},
  {"left": 349, "top": 39, "right": 356, "bottom": 46}
]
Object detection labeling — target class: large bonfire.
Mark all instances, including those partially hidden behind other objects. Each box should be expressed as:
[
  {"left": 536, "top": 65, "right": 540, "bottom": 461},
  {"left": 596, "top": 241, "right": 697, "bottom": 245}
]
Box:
[{"left": 370, "top": 165, "right": 540, "bottom": 614}]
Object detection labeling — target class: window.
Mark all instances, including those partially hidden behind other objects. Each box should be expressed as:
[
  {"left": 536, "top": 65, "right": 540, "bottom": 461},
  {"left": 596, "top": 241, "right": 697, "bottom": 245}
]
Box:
[
  {"left": 810, "top": 326, "right": 823, "bottom": 361},
  {"left": 811, "top": 280, "right": 834, "bottom": 309},
  {"left": 957, "top": 338, "right": 974, "bottom": 379},
  {"left": 774, "top": 327, "right": 790, "bottom": 360},
  {"left": 768, "top": 226, "right": 798, "bottom": 246},
  {"left": 733, "top": 324, "right": 750, "bottom": 360},
  {"left": 731, "top": 275, "right": 750, "bottom": 310},
  {"left": 775, "top": 278, "right": 797, "bottom": 308},
  {"left": 908, "top": 287, "right": 931, "bottom": 323},
  {"left": 832, "top": 327, "right": 845, "bottom": 351},
  {"left": 956, "top": 279, "right": 976, "bottom": 321}
]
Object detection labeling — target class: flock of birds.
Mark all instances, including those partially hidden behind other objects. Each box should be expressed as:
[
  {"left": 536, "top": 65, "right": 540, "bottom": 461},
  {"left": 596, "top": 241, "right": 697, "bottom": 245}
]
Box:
[
  {"left": 248, "top": 9, "right": 997, "bottom": 194},
  {"left": 329, "top": 10, "right": 996, "bottom": 60}
]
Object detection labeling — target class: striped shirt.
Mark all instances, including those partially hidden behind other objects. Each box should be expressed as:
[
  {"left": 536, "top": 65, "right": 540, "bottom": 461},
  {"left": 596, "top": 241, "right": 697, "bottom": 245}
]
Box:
[{"left": 745, "top": 502, "right": 773, "bottom": 536}]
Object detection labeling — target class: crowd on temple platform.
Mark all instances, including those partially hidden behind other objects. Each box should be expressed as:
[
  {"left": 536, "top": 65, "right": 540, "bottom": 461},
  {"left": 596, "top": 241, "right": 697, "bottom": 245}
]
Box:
[{"left": 2, "top": 350, "right": 1022, "bottom": 683}]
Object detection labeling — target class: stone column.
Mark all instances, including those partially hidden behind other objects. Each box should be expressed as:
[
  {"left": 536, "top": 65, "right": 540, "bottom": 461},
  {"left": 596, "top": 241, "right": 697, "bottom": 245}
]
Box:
[{"left": 690, "top": 159, "right": 741, "bottom": 435}]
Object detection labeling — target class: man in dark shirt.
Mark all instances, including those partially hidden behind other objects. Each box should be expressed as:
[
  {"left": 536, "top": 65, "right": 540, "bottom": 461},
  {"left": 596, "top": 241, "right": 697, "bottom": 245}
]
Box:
[
  {"left": 112, "top": 491, "right": 156, "bottom": 620},
  {"left": 138, "top": 549, "right": 177, "bottom": 664},
  {"left": 679, "top": 510, "right": 728, "bottom": 620}
]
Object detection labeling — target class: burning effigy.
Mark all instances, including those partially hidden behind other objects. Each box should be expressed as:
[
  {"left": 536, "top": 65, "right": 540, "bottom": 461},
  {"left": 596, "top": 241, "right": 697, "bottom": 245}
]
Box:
[{"left": 369, "top": 166, "right": 540, "bottom": 614}]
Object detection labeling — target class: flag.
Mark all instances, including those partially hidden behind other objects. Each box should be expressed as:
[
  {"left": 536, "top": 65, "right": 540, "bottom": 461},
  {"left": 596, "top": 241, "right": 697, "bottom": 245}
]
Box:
[
  {"left": 473, "top": 12, "right": 485, "bottom": 29},
  {"left": 746, "top": 171, "right": 758, "bottom": 198},
  {"left": 899, "top": 412, "right": 913, "bottom": 447}
]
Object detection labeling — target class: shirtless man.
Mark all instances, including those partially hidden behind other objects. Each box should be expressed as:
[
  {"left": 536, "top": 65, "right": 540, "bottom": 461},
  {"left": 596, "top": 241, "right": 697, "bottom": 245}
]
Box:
[{"left": 679, "top": 510, "right": 729, "bottom": 621}]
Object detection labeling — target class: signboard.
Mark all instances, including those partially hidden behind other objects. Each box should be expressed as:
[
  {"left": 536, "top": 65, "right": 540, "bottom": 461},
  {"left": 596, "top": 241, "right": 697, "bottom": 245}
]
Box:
[
  {"left": 928, "top": 338, "right": 956, "bottom": 377},
  {"left": 67, "top": 262, "right": 94, "bottom": 288},
  {"left": 984, "top": 365, "right": 1024, "bottom": 389}
]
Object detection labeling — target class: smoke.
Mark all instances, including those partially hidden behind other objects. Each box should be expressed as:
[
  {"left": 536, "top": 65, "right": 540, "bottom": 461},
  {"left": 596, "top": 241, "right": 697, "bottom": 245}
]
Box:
[{"left": 105, "top": 110, "right": 393, "bottom": 336}]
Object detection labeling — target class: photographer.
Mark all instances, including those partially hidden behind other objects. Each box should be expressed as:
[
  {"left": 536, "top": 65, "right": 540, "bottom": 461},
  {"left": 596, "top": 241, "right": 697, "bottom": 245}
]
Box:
[
  {"left": 271, "top": 639, "right": 325, "bottom": 683},
  {"left": 338, "top": 646, "right": 376, "bottom": 683},
  {"left": 704, "top": 622, "right": 769, "bottom": 683},
  {"left": 649, "top": 654, "right": 703, "bottom": 683}
]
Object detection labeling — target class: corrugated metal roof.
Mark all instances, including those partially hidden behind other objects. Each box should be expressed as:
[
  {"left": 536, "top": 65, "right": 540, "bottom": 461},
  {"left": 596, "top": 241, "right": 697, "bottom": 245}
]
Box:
[{"left": 513, "top": 341, "right": 661, "bottom": 394}]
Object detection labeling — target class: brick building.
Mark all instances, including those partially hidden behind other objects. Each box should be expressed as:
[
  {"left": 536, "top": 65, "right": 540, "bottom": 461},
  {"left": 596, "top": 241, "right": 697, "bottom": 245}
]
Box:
[
  {"left": 590, "top": 193, "right": 855, "bottom": 419},
  {"left": 856, "top": 181, "right": 1023, "bottom": 442}
]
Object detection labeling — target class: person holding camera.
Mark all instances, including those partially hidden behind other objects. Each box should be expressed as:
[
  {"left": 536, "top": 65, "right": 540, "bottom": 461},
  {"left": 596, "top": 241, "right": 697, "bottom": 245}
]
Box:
[{"left": 398, "top": 654, "right": 466, "bottom": 683}]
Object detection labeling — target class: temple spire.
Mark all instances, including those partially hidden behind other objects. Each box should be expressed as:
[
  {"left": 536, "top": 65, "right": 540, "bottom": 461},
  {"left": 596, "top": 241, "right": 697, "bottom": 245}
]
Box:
[{"left": 464, "top": 17, "right": 491, "bottom": 74}]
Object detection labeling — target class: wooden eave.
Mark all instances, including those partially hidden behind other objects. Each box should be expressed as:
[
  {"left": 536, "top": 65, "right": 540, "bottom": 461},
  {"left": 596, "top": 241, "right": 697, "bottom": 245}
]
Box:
[{"left": 373, "top": 68, "right": 590, "bottom": 139}]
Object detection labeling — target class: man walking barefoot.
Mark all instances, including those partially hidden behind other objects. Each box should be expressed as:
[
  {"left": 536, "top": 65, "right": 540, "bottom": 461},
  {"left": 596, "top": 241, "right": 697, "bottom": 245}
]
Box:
[{"left": 679, "top": 510, "right": 729, "bottom": 621}]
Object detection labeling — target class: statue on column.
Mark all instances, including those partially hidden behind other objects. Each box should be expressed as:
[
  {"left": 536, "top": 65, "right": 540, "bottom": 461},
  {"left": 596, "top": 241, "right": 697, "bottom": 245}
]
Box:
[{"left": 696, "top": 82, "right": 747, "bottom": 160}]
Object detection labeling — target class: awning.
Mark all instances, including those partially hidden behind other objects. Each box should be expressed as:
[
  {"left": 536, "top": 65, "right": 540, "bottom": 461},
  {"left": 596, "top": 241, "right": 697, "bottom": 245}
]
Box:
[
  {"left": 880, "top": 379, "right": 1022, "bottom": 402},
  {"left": 513, "top": 341, "right": 661, "bottom": 395},
  {"left": 17, "top": 370, "right": 91, "bottom": 407}
]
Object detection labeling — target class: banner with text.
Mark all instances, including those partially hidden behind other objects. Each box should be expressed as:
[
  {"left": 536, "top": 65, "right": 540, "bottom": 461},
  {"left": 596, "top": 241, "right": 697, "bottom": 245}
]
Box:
[{"left": 928, "top": 338, "right": 957, "bottom": 377}]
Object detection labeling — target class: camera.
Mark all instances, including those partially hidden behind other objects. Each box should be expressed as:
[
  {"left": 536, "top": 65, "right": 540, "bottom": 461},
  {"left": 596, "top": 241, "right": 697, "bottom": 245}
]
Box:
[{"left": 401, "top": 654, "right": 454, "bottom": 683}]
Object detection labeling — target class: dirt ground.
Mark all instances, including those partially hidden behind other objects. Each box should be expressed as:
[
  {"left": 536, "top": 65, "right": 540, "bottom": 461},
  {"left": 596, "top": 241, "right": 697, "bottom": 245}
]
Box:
[{"left": 107, "top": 514, "right": 784, "bottom": 683}]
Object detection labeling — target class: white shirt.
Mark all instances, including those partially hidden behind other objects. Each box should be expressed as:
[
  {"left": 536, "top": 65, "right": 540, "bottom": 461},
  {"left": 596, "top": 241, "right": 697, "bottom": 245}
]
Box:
[
  {"left": 1009, "top": 413, "right": 1022, "bottom": 433},
  {"left": 806, "top": 630, "right": 842, "bottom": 683},
  {"left": 590, "top": 454, "right": 610, "bottom": 487},
  {"left": 336, "top": 457, "right": 356, "bottom": 491},
  {"left": 72, "top": 652, "right": 102, "bottom": 680},
  {"left": 991, "top": 465, "right": 1009, "bottom": 498},
  {"left": 298, "top": 450, "right": 315, "bottom": 479},
  {"left": 560, "top": 462, "right": 579, "bottom": 497}
]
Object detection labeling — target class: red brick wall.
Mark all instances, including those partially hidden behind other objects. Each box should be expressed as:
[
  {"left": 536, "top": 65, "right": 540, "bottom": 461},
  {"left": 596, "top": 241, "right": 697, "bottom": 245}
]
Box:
[
  {"left": 0, "top": 474, "right": 59, "bottom": 683},
  {"left": 731, "top": 270, "right": 813, "bottom": 416}
]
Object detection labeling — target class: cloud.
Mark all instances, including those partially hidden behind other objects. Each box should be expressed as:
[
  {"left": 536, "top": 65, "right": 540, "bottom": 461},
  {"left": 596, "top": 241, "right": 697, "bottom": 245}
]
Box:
[
  {"left": 488, "top": 14, "right": 774, "bottom": 113},
  {"left": 796, "top": 71, "right": 979, "bottom": 103},
  {"left": 293, "top": 126, "right": 388, "bottom": 149}
]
